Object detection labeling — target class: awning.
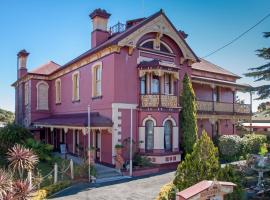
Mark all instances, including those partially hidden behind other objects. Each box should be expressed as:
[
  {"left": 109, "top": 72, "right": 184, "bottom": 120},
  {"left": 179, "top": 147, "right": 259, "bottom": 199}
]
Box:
[{"left": 32, "top": 112, "right": 113, "bottom": 128}]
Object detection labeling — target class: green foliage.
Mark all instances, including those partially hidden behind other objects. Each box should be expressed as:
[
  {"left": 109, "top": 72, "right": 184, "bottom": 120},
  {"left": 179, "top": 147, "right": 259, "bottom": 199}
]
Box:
[
  {"left": 244, "top": 32, "right": 270, "bottom": 99},
  {"left": 174, "top": 130, "right": 219, "bottom": 191},
  {"left": 74, "top": 162, "right": 96, "bottom": 178},
  {"left": 259, "top": 143, "right": 268, "bottom": 156},
  {"left": 155, "top": 182, "right": 176, "bottom": 200},
  {"left": 181, "top": 73, "right": 198, "bottom": 154},
  {"left": 218, "top": 134, "right": 267, "bottom": 162},
  {"left": 133, "top": 153, "right": 153, "bottom": 167},
  {"left": 218, "top": 165, "right": 244, "bottom": 200},
  {"left": 0, "top": 123, "right": 32, "bottom": 155},
  {"left": 25, "top": 138, "right": 53, "bottom": 162},
  {"left": 0, "top": 108, "right": 14, "bottom": 123},
  {"left": 33, "top": 180, "right": 71, "bottom": 200},
  {"left": 115, "top": 144, "right": 124, "bottom": 149},
  {"left": 218, "top": 135, "right": 242, "bottom": 162},
  {"left": 242, "top": 133, "right": 267, "bottom": 154}
]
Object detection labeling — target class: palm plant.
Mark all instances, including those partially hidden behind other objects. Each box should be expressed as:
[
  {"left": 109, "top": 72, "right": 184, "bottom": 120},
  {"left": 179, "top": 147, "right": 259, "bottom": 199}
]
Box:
[
  {"left": 12, "top": 180, "right": 35, "bottom": 200},
  {"left": 0, "top": 169, "right": 13, "bottom": 199},
  {"left": 7, "top": 144, "right": 38, "bottom": 179}
]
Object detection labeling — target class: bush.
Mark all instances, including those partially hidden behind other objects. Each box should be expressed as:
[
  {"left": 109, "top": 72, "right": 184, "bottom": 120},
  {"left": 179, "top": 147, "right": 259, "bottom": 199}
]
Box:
[
  {"left": 218, "top": 135, "right": 242, "bottom": 162},
  {"left": 25, "top": 138, "right": 53, "bottom": 162},
  {"left": 133, "top": 153, "right": 153, "bottom": 167},
  {"left": 74, "top": 162, "right": 96, "bottom": 179},
  {"left": 0, "top": 123, "right": 32, "bottom": 155},
  {"left": 242, "top": 134, "right": 267, "bottom": 155},
  {"left": 156, "top": 182, "right": 176, "bottom": 200},
  {"left": 32, "top": 180, "right": 71, "bottom": 200}
]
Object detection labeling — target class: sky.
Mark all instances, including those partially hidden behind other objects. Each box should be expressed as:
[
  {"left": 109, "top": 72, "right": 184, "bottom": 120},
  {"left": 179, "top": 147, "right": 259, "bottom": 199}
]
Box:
[{"left": 0, "top": 0, "right": 269, "bottom": 112}]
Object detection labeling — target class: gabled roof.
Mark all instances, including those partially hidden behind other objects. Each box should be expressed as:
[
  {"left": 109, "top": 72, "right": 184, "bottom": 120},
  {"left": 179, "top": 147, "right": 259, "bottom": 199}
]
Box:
[
  {"left": 30, "top": 61, "right": 60, "bottom": 75},
  {"left": 192, "top": 58, "right": 240, "bottom": 78},
  {"left": 57, "top": 9, "right": 199, "bottom": 73}
]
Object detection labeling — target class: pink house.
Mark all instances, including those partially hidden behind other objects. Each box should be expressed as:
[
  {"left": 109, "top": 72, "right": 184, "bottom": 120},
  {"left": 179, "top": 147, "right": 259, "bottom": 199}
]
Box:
[{"left": 13, "top": 9, "right": 251, "bottom": 168}]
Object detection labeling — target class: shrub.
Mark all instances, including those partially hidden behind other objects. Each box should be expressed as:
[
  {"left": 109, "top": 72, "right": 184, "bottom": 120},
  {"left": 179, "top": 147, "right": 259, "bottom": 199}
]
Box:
[
  {"left": 0, "top": 123, "right": 32, "bottom": 155},
  {"left": 242, "top": 134, "right": 267, "bottom": 155},
  {"left": 218, "top": 165, "right": 244, "bottom": 200},
  {"left": 133, "top": 153, "right": 153, "bottom": 167},
  {"left": 218, "top": 135, "right": 242, "bottom": 162},
  {"left": 25, "top": 138, "right": 53, "bottom": 162},
  {"left": 156, "top": 182, "right": 176, "bottom": 200},
  {"left": 74, "top": 163, "right": 96, "bottom": 179},
  {"left": 32, "top": 180, "right": 71, "bottom": 200},
  {"left": 174, "top": 130, "right": 220, "bottom": 191}
]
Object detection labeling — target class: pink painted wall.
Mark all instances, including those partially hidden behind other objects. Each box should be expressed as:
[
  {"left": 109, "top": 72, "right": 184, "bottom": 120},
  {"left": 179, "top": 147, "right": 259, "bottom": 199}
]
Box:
[
  {"left": 101, "top": 130, "right": 112, "bottom": 164},
  {"left": 193, "top": 83, "right": 212, "bottom": 101},
  {"left": 219, "top": 119, "right": 234, "bottom": 135},
  {"left": 197, "top": 119, "right": 212, "bottom": 138}
]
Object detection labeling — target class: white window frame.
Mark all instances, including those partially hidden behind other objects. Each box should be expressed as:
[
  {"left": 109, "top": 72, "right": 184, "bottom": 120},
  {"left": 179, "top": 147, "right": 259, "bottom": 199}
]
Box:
[
  {"left": 92, "top": 61, "right": 103, "bottom": 98},
  {"left": 140, "top": 39, "right": 173, "bottom": 53},
  {"left": 72, "top": 71, "right": 80, "bottom": 101},
  {"left": 36, "top": 81, "right": 49, "bottom": 110},
  {"left": 55, "top": 78, "right": 61, "bottom": 104}
]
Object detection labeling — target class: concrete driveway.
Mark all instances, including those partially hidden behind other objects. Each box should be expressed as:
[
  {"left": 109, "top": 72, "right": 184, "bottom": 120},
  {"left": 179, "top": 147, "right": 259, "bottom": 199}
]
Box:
[{"left": 51, "top": 171, "right": 175, "bottom": 200}]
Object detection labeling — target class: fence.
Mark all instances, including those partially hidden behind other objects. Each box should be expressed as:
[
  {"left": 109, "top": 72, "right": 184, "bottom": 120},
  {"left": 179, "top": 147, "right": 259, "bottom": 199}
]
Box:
[{"left": 28, "top": 159, "right": 74, "bottom": 188}]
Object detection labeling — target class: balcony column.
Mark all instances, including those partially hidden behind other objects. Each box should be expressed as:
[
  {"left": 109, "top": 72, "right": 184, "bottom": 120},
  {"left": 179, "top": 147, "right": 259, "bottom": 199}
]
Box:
[
  {"left": 146, "top": 73, "right": 151, "bottom": 94},
  {"left": 211, "top": 84, "right": 215, "bottom": 112},
  {"left": 209, "top": 118, "right": 215, "bottom": 139}
]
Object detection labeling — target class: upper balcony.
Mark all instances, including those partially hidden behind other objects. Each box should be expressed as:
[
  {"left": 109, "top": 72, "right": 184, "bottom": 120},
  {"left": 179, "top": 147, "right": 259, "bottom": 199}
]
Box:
[
  {"left": 196, "top": 100, "right": 251, "bottom": 115},
  {"left": 140, "top": 94, "right": 178, "bottom": 108}
]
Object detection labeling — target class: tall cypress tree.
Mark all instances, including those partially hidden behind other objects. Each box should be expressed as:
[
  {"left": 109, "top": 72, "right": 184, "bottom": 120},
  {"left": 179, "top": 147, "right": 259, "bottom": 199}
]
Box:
[
  {"left": 245, "top": 32, "right": 270, "bottom": 99},
  {"left": 181, "top": 73, "right": 198, "bottom": 154}
]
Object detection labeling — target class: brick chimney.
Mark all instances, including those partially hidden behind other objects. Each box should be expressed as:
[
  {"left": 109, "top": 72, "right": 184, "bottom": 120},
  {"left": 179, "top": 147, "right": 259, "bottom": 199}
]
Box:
[
  {"left": 89, "top": 9, "right": 111, "bottom": 48},
  {"left": 17, "top": 49, "right": 29, "bottom": 79}
]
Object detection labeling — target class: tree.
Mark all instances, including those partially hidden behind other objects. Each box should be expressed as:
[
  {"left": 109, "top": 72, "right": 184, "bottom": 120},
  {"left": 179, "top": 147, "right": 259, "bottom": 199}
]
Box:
[
  {"left": 173, "top": 130, "right": 220, "bottom": 191},
  {"left": 245, "top": 32, "right": 270, "bottom": 99},
  {"left": 0, "top": 108, "right": 14, "bottom": 123},
  {"left": 181, "top": 73, "right": 198, "bottom": 154}
]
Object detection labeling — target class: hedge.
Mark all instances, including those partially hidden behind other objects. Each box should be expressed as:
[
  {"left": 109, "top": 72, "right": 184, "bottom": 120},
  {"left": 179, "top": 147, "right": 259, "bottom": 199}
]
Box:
[{"left": 218, "top": 134, "right": 267, "bottom": 162}]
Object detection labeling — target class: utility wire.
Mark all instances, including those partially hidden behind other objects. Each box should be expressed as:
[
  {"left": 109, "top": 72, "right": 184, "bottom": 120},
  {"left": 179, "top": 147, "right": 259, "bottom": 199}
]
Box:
[{"left": 202, "top": 12, "right": 270, "bottom": 58}]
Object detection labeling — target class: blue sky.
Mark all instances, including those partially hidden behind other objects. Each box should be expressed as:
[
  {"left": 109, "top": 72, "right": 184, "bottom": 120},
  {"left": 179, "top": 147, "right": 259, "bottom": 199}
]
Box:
[{"left": 0, "top": 0, "right": 269, "bottom": 112}]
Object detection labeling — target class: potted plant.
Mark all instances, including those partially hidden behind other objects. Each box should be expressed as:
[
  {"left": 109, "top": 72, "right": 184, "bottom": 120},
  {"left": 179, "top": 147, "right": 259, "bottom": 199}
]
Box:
[{"left": 115, "top": 144, "right": 123, "bottom": 155}]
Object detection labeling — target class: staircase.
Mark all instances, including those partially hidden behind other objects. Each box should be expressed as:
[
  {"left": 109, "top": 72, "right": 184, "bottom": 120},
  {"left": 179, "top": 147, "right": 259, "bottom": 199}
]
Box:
[{"left": 95, "top": 163, "right": 130, "bottom": 183}]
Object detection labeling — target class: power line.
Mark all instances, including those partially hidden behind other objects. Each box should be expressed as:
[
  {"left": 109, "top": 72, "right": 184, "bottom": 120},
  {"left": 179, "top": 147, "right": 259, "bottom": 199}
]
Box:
[{"left": 202, "top": 12, "right": 270, "bottom": 58}]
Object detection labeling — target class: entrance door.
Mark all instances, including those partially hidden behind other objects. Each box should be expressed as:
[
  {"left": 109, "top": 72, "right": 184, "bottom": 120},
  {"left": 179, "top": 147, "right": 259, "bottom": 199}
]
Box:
[{"left": 95, "top": 130, "right": 101, "bottom": 162}]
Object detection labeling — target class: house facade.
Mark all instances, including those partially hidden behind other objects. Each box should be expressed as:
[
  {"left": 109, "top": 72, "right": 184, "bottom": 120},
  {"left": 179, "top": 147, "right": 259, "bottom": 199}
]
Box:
[{"left": 13, "top": 9, "right": 251, "bottom": 167}]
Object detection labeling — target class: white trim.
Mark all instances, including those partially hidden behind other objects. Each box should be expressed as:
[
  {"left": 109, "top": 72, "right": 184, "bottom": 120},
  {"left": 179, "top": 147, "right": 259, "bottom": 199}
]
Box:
[
  {"left": 162, "top": 116, "right": 177, "bottom": 126},
  {"left": 91, "top": 61, "right": 103, "bottom": 97},
  {"left": 112, "top": 103, "right": 137, "bottom": 109},
  {"left": 36, "top": 81, "right": 49, "bottom": 110},
  {"left": 142, "top": 115, "right": 157, "bottom": 126},
  {"left": 140, "top": 39, "right": 173, "bottom": 53}
]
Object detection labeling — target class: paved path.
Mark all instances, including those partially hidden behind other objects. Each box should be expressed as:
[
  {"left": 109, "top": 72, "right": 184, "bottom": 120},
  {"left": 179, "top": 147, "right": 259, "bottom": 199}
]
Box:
[{"left": 51, "top": 171, "right": 175, "bottom": 200}]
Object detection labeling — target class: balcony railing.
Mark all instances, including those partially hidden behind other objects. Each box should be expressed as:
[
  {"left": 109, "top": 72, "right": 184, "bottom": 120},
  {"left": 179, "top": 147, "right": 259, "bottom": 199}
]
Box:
[
  {"left": 141, "top": 95, "right": 178, "bottom": 108},
  {"left": 196, "top": 100, "right": 251, "bottom": 114}
]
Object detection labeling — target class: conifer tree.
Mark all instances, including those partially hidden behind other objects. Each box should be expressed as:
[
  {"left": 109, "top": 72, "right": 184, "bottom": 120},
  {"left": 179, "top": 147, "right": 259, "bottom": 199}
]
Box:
[
  {"left": 245, "top": 32, "right": 270, "bottom": 99},
  {"left": 173, "top": 130, "right": 220, "bottom": 191},
  {"left": 181, "top": 73, "right": 198, "bottom": 154}
]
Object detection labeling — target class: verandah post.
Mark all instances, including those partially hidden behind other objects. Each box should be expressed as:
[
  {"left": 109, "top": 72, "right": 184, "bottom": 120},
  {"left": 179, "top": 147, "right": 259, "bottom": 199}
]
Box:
[
  {"left": 54, "top": 163, "right": 58, "bottom": 184},
  {"left": 70, "top": 159, "right": 74, "bottom": 180}
]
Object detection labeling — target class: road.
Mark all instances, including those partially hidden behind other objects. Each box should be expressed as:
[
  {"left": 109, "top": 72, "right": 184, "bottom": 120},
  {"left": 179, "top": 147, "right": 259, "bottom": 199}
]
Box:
[{"left": 51, "top": 171, "right": 175, "bottom": 200}]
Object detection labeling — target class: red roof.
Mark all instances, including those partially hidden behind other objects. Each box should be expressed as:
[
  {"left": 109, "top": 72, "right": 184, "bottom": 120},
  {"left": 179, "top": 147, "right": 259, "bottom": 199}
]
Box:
[
  {"left": 177, "top": 180, "right": 236, "bottom": 199},
  {"left": 32, "top": 112, "right": 113, "bottom": 127},
  {"left": 192, "top": 58, "right": 240, "bottom": 78},
  {"left": 30, "top": 61, "right": 60, "bottom": 75}
]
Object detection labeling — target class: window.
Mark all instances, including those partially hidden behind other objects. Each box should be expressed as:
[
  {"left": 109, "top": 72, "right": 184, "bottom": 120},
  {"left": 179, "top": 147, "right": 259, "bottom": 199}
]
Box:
[
  {"left": 164, "top": 74, "right": 172, "bottom": 95},
  {"left": 24, "top": 82, "right": 29, "bottom": 105},
  {"left": 145, "top": 120, "right": 154, "bottom": 151},
  {"left": 36, "top": 81, "right": 49, "bottom": 110},
  {"left": 140, "top": 75, "right": 146, "bottom": 94},
  {"left": 164, "top": 120, "right": 172, "bottom": 151},
  {"left": 160, "top": 43, "right": 171, "bottom": 53},
  {"left": 141, "top": 41, "right": 154, "bottom": 49},
  {"left": 92, "top": 62, "right": 102, "bottom": 98},
  {"left": 72, "top": 72, "right": 80, "bottom": 101},
  {"left": 151, "top": 75, "right": 160, "bottom": 94},
  {"left": 140, "top": 39, "right": 173, "bottom": 53},
  {"left": 55, "top": 79, "right": 61, "bottom": 104}
]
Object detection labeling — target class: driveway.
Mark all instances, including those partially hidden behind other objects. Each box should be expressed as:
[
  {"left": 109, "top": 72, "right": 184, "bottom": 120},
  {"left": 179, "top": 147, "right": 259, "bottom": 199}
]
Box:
[{"left": 51, "top": 171, "right": 175, "bottom": 200}]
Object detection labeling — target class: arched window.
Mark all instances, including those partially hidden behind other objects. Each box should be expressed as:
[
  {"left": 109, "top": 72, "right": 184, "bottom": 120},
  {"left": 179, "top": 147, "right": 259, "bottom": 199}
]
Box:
[
  {"left": 72, "top": 72, "right": 80, "bottom": 101},
  {"left": 141, "top": 41, "right": 154, "bottom": 49},
  {"left": 160, "top": 42, "right": 171, "bottom": 53},
  {"left": 92, "top": 62, "right": 103, "bottom": 98},
  {"left": 55, "top": 79, "right": 61, "bottom": 104},
  {"left": 36, "top": 81, "right": 49, "bottom": 110},
  {"left": 164, "top": 120, "right": 172, "bottom": 151},
  {"left": 145, "top": 120, "right": 154, "bottom": 151},
  {"left": 140, "top": 39, "right": 173, "bottom": 53}
]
